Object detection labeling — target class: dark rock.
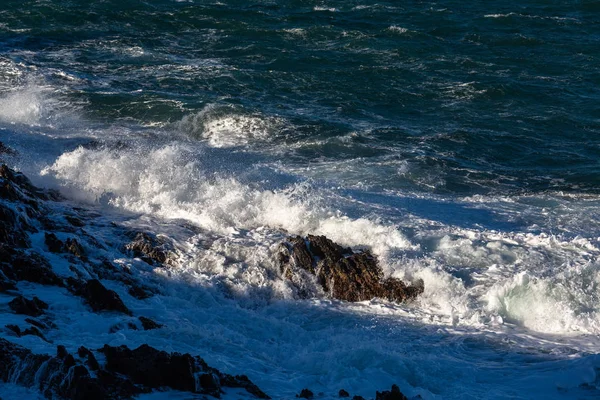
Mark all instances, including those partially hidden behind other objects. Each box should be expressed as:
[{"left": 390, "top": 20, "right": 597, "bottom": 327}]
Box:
[
  {"left": 2, "top": 251, "right": 64, "bottom": 286},
  {"left": 375, "top": 384, "right": 408, "bottom": 400},
  {"left": 24, "top": 318, "right": 50, "bottom": 330},
  {"left": 65, "top": 237, "right": 85, "bottom": 258},
  {"left": 339, "top": 389, "right": 350, "bottom": 397},
  {"left": 5, "top": 324, "right": 48, "bottom": 341},
  {"left": 66, "top": 215, "right": 85, "bottom": 227},
  {"left": 297, "top": 388, "right": 314, "bottom": 398},
  {"left": 139, "top": 316, "right": 163, "bottom": 330},
  {"left": 279, "top": 235, "right": 424, "bottom": 303},
  {"left": 22, "top": 326, "right": 49, "bottom": 342},
  {"left": 5, "top": 324, "right": 21, "bottom": 336},
  {"left": 45, "top": 232, "right": 64, "bottom": 253},
  {"left": 72, "top": 279, "right": 132, "bottom": 315},
  {"left": 8, "top": 295, "right": 48, "bottom": 317},
  {"left": 101, "top": 344, "right": 201, "bottom": 393},
  {"left": 219, "top": 374, "right": 271, "bottom": 399},
  {"left": 125, "top": 232, "right": 177, "bottom": 266},
  {"left": 100, "top": 343, "right": 269, "bottom": 398},
  {"left": 352, "top": 396, "right": 365, "bottom": 400},
  {"left": 128, "top": 284, "right": 154, "bottom": 300},
  {"left": 0, "top": 203, "right": 29, "bottom": 247},
  {"left": 0, "top": 142, "right": 17, "bottom": 156}
]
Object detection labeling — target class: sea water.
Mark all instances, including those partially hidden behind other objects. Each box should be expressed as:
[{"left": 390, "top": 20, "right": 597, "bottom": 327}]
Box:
[{"left": 1, "top": 0, "right": 599, "bottom": 398}]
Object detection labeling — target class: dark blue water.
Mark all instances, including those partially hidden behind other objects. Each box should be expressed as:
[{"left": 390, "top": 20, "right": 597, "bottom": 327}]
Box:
[{"left": 1, "top": 0, "right": 599, "bottom": 196}]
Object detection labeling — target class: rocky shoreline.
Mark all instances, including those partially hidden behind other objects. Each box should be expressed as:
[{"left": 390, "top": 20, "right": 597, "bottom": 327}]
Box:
[{"left": 0, "top": 141, "right": 421, "bottom": 399}]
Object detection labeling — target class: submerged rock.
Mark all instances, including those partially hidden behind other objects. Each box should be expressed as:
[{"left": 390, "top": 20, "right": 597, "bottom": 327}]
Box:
[{"left": 278, "top": 235, "right": 424, "bottom": 303}]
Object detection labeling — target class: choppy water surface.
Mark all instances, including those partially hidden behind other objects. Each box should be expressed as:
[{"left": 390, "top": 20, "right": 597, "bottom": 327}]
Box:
[{"left": 1, "top": 0, "right": 600, "bottom": 398}]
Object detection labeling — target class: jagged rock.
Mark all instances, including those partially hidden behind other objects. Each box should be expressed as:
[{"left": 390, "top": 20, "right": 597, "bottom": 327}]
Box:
[
  {"left": 339, "top": 389, "right": 350, "bottom": 397},
  {"left": 65, "top": 237, "right": 85, "bottom": 257},
  {"left": 278, "top": 235, "right": 424, "bottom": 303},
  {"left": 139, "top": 316, "right": 163, "bottom": 330},
  {"left": 0, "top": 203, "right": 29, "bottom": 247},
  {"left": 297, "top": 388, "right": 314, "bottom": 398},
  {"left": 78, "top": 347, "right": 100, "bottom": 371},
  {"left": 375, "top": 385, "right": 408, "bottom": 400},
  {"left": 70, "top": 279, "right": 132, "bottom": 315},
  {"left": 100, "top": 344, "right": 270, "bottom": 398},
  {"left": 8, "top": 295, "right": 48, "bottom": 317},
  {"left": 128, "top": 284, "right": 154, "bottom": 299},
  {"left": 0, "top": 141, "right": 17, "bottom": 156},
  {"left": 1, "top": 251, "right": 64, "bottom": 286},
  {"left": 5, "top": 324, "right": 49, "bottom": 342},
  {"left": 45, "top": 232, "right": 64, "bottom": 253},
  {"left": 65, "top": 215, "right": 85, "bottom": 227},
  {"left": 352, "top": 396, "right": 365, "bottom": 400},
  {"left": 125, "top": 232, "right": 177, "bottom": 266}
]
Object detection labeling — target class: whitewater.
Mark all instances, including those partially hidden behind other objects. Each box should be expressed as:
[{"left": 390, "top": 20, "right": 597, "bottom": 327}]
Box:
[{"left": 1, "top": 0, "right": 600, "bottom": 398}]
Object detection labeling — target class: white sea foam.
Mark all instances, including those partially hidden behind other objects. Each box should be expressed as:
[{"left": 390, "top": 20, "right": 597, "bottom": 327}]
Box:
[{"left": 177, "top": 105, "right": 284, "bottom": 147}]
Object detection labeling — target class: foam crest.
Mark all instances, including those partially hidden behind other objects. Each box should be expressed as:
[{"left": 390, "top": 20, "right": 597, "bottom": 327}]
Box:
[
  {"left": 0, "top": 86, "right": 45, "bottom": 125},
  {"left": 485, "top": 266, "right": 600, "bottom": 334},
  {"left": 41, "top": 144, "right": 412, "bottom": 258},
  {"left": 177, "top": 105, "right": 284, "bottom": 148}
]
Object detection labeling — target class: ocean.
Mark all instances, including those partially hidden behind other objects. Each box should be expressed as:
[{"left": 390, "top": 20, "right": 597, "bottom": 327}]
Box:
[{"left": 1, "top": 0, "right": 600, "bottom": 398}]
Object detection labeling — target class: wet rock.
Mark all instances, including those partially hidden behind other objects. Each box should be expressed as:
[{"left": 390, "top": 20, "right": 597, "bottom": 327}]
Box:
[
  {"left": 65, "top": 237, "right": 85, "bottom": 258},
  {"left": 5, "top": 324, "right": 48, "bottom": 342},
  {"left": 71, "top": 279, "right": 132, "bottom": 315},
  {"left": 45, "top": 232, "right": 64, "bottom": 253},
  {"left": 65, "top": 215, "right": 85, "bottom": 227},
  {"left": 139, "top": 316, "right": 163, "bottom": 330},
  {"left": 100, "top": 343, "right": 269, "bottom": 398},
  {"left": 128, "top": 284, "right": 154, "bottom": 300},
  {"left": 125, "top": 232, "right": 177, "bottom": 266},
  {"left": 279, "top": 235, "right": 424, "bottom": 303},
  {"left": 339, "top": 389, "right": 350, "bottom": 397},
  {"left": 297, "top": 388, "right": 314, "bottom": 398},
  {"left": 375, "top": 385, "right": 408, "bottom": 400},
  {"left": 0, "top": 142, "right": 17, "bottom": 157},
  {"left": 2, "top": 251, "right": 64, "bottom": 286},
  {"left": 0, "top": 203, "right": 29, "bottom": 247},
  {"left": 78, "top": 347, "right": 100, "bottom": 371},
  {"left": 8, "top": 295, "right": 48, "bottom": 317}
]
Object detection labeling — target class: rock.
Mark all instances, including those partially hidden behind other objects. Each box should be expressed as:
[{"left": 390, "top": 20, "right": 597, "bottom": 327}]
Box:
[
  {"left": 297, "top": 388, "right": 314, "bottom": 398},
  {"left": 375, "top": 385, "right": 408, "bottom": 400},
  {"left": 8, "top": 295, "right": 49, "bottom": 317},
  {"left": 352, "top": 396, "right": 365, "bottom": 400},
  {"left": 125, "top": 232, "right": 177, "bottom": 266},
  {"left": 0, "top": 142, "right": 17, "bottom": 157},
  {"left": 65, "top": 237, "right": 85, "bottom": 258},
  {"left": 45, "top": 232, "right": 64, "bottom": 253},
  {"left": 128, "top": 284, "right": 154, "bottom": 300},
  {"left": 65, "top": 215, "right": 85, "bottom": 227},
  {"left": 1, "top": 251, "right": 64, "bottom": 286},
  {"left": 278, "top": 235, "right": 424, "bottom": 303},
  {"left": 5, "top": 324, "right": 48, "bottom": 342},
  {"left": 339, "top": 389, "right": 350, "bottom": 397},
  {"left": 139, "top": 316, "right": 163, "bottom": 330},
  {"left": 71, "top": 279, "right": 132, "bottom": 315},
  {"left": 100, "top": 343, "right": 269, "bottom": 398},
  {"left": 0, "top": 203, "right": 29, "bottom": 247}
]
